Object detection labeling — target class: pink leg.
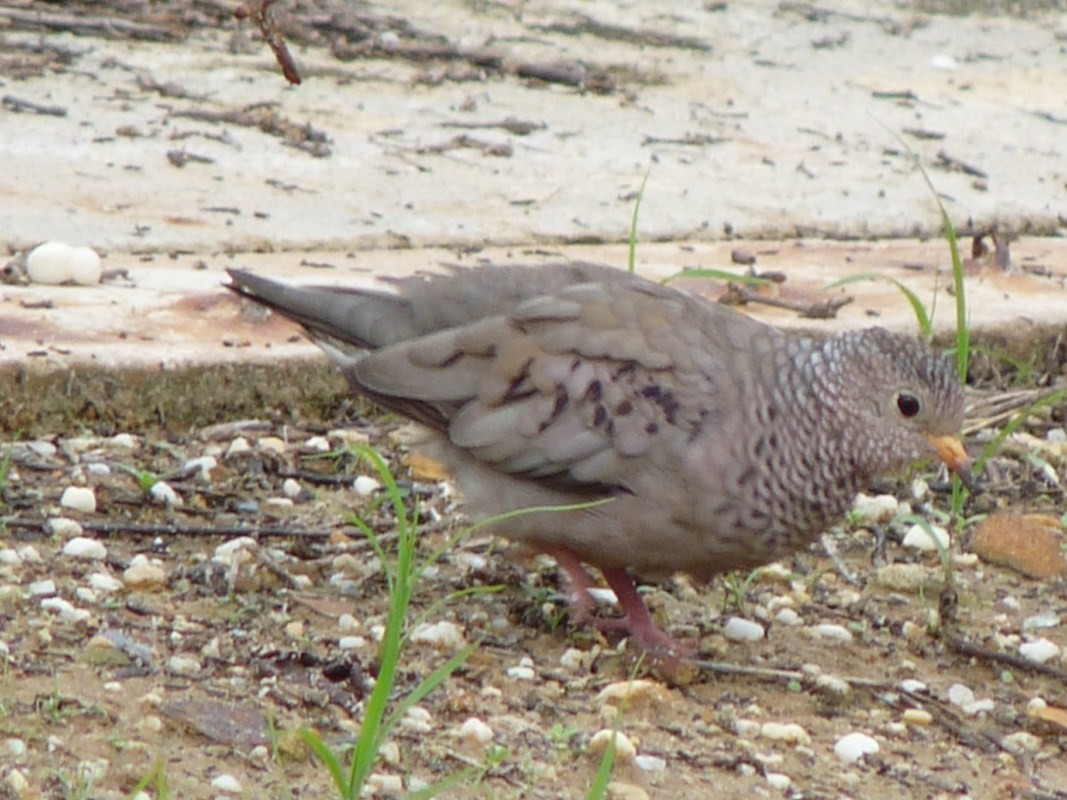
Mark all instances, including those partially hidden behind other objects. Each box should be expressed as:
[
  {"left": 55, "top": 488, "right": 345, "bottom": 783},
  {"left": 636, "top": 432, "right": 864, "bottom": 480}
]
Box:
[{"left": 546, "top": 549, "right": 692, "bottom": 664}]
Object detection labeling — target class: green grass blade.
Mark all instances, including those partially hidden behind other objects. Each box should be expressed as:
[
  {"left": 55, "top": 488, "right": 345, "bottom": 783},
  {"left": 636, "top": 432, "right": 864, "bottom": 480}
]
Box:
[
  {"left": 628, "top": 169, "right": 651, "bottom": 274},
  {"left": 299, "top": 729, "right": 351, "bottom": 797},
  {"left": 661, "top": 268, "right": 770, "bottom": 287},
  {"left": 405, "top": 764, "right": 483, "bottom": 800},
  {"left": 586, "top": 730, "right": 617, "bottom": 800},
  {"left": 825, "top": 273, "right": 933, "bottom": 338}
]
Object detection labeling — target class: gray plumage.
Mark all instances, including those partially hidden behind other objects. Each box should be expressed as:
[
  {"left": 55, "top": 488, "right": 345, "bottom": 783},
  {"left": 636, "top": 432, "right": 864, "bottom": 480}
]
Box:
[{"left": 227, "top": 262, "right": 969, "bottom": 655}]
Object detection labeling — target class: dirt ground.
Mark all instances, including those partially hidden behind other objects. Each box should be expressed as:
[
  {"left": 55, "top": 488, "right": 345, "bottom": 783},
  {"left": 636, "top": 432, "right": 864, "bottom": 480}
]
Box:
[{"left": 1, "top": 2, "right": 1067, "bottom": 800}]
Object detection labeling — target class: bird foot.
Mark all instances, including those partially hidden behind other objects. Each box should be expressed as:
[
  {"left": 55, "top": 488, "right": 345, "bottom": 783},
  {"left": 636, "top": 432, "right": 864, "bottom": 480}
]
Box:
[{"left": 547, "top": 549, "right": 694, "bottom": 673}]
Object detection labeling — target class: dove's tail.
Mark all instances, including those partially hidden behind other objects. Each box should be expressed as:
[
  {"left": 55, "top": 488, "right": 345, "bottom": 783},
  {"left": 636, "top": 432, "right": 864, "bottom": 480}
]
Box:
[{"left": 226, "top": 268, "right": 419, "bottom": 354}]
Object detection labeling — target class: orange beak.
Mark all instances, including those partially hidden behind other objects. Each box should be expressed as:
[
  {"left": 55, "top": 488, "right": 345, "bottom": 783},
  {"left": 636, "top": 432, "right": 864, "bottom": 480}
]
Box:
[{"left": 927, "top": 434, "right": 975, "bottom": 490}]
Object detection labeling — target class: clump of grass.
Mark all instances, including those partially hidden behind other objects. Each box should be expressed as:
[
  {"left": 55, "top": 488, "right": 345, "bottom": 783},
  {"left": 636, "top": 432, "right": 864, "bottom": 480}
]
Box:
[{"left": 301, "top": 445, "right": 478, "bottom": 799}]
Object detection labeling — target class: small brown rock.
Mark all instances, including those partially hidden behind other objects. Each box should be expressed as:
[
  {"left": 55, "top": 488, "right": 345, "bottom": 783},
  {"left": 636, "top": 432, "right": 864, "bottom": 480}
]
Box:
[{"left": 971, "top": 512, "right": 1067, "bottom": 579}]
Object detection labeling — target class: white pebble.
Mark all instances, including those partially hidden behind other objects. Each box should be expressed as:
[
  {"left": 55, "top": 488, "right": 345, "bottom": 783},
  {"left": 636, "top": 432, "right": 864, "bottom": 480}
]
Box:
[
  {"left": 225, "top": 437, "right": 251, "bottom": 458},
  {"left": 265, "top": 497, "right": 294, "bottom": 509},
  {"left": 834, "top": 732, "right": 879, "bottom": 763},
  {"left": 5, "top": 769, "right": 28, "bottom": 793},
  {"left": 282, "top": 478, "right": 302, "bottom": 498},
  {"left": 634, "top": 754, "right": 666, "bottom": 772},
  {"left": 506, "top": 665, "right": 536, "bottom": 681},
  {"left": 1003, "top": 732, "right": 1042, "bottom": 754},
  {"left": 902, "top": 523, "right": 950, "bottom": 552},
  {"left": 167, "top": 656, "right": 202, "bottom": 676},
  {"left": 899, "top": 679, "right": 927, "bottom": 694},
  {"left": 304, "top": 435, "right": 331, "bottom": 452},
  {"left": 210, "top": 774, "right": 242, "bottom": 794},
  {"left": 760, "top": 722, "right": 811, "bottom": 745},
  {"left": 588, "top": 729, "right": 636, "bottom": 763},
  {"left": 775, "top": 608, "right": 801, "bottom": 626},
  {"left": 62, "top": 537, "right": 107, "bottom": 561},
  {"left": 338, "top": 614, "right": 359, "bottom": 632},
  {"left": 85, "top": 462, "right": 110, "bottom": 476},
  {"left": 352, "top": 475, "right": 380, "bottom": 496},
  {"left": 0, "top": 549, "right": 21, "bottom": 567},
  {"left": 60, "top": 486, "right": 97, "bottom": 513},
  {"left": 1019, "top": 638, "right": 1061, "bottom": 664},
  {"left": 367, "top": 774, "right": 403, "bottom": 794},
  {"left": 401, "top": 706, "right": 433, "bottom": 733},
  {"left": 455, "top": 717, "right": 493, "bottom": 745},
  {"left": 851, "top": 493, "right": 898, "bottom": 522},
  {"left": 47, "top": 517, "right": 83, "bottom": 538},
  {"left": 149, "top": 481, "right": 182, "bottom": 506},
  {"left": 338, "top": 636, "right": 366, "bottom": 650},
  {"left": 109, "top": 433, "right": 137, "bottom": 449},
  {"left": 735, "top": 719, "right": 762, "bottom": 738},
  {"left": 26, "top": 241, "right": 102, "bottom": 286},
  {"left": 88, "top": 572, "right": 122, "bottom": 595},
  {"left": 41, "top": 597, "right": 91, "bottom": 623},
  {"left": 947, "top": 683, "right": 975, "bottom": 708},
  {"left": 560, "top": 647, "right": 596, "bottom": 671},
  {"left": 410, "top": 620, "right": 466, "bottom": 650},
  {"left": 30, "top": 579, "right": 56, "bottom": 596},
  {"left": 810, "top": 623, "right": 853, "bottom": 643},
  {"left": 4, "top": 737, "right": 26, "bottom": 758},
  {"left": 183, "top": 456, "right": 217, "bottom": 480},
  {"left": 723, "top": 617, "right": 765, "bottom": 642},
  {"left": 930, "top": 53, "right": 958, "bottom": 70},
  {"left": 1022, "top": 612, "right": 1061, "bottom": 630},
  {"left": 257, "top": 436, "right": 286, "bottom": 454},
  {"left": 17, "top": 545, "right": 41, "bottom": 563},
  {"left": 766, "top": 773, "right": 792, "bottom": 790}
]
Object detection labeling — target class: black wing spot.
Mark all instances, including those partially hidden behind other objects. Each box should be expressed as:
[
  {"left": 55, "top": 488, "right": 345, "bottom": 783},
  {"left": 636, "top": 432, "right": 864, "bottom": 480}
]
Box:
[
  {"left": 584, "top": 380, "right": 603, "bottom": 402},
  {"left": 593, "top": 404, "right": 608, "bottom": 427},
  {"left": 615, "top": 400, "right": 634, "bottom": 416},
  {"left": 502, "top": 358, "right": 536, "bottom": 402},
  {"left": 645, "top": 422, "right": 659, "bottom": 435}
]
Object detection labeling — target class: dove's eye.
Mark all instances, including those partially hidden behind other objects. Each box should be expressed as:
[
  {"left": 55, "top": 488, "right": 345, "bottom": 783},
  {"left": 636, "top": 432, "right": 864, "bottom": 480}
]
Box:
[{"left": 896, "top": 393, "right": 921, "bottom": 418}]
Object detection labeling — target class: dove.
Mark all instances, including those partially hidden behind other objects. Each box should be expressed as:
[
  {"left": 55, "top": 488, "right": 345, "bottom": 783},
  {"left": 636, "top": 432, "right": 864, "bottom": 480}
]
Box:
[{"left": 226, "top": 262, "right": 970, "bottom": 659}]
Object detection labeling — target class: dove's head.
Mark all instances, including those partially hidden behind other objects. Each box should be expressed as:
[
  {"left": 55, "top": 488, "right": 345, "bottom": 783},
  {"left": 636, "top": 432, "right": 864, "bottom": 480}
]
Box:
[{"left": 822, "top": 328, "right": 971, "bottom": 487}]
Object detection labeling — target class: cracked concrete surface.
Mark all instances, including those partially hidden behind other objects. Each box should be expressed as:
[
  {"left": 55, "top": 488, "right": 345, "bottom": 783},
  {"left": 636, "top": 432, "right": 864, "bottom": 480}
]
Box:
[{"left": 0, "top": 0, "right": 1065, "bottom": 369}]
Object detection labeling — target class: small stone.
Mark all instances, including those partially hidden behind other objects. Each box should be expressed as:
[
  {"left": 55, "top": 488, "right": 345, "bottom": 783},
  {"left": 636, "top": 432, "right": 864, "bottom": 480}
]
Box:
[
  {"left": 257, "top": 436, "right": 286, "bottom": 454},
  {"left": 109, "top": 433, "right": 137, "bottom": 449},
  {"left": 41, "top": 597, "right": 92, "bottom": 623},
  {"left": 506, "top": 664, "right": 536, "bottom": 681},
  {"left": 149, "top": 481, "right": 182, "bottom": 506},
  {"left": 48, "top": 517, "right": 84, "bottom": 538},
  {"left": 852, "top": 493, "right": 899, "bottom": 523},
  {"left": 834, "top": 732, "right": 879, "bottom": 763},
  {"left": 775, "top": 607, "right": 802, "bottom": 626},
  {"left": 735, "top": 719, "right": 762, "bottom": 738},
  {"left": 902, "top": 523, "right": 950, "bottom": 552},
  {"left": 5, "top": 769, "right": 28, "bottom": 794},
  {"left": 410, "top": 620, "right": 466, "bottom": 650},
  {"left": 588, "top": 729, "right": 636, "bottom": 763},
  {"left": 282, "top": 478, "right": 302, "bottom": 498},
  {"left": 353, "top": 475, "right": 381, "bottom": 496},
  {"left": 0, "top": 549, "right": 21, "bottom": 568},
  {"left": 1022, "top": 612, "right": 1061, "bottom": 630},
  {"left": 597, "top": 679, "right": 670, "bottom": 709},
  {"left": 167, "top": 655, "right": 202, "bottom": 676},
  {"left": 760, "top": 722, "right": 811, "bottom": 745},
  {"left": 379, "top": 741, "right": 401, "bottom": 765},
  {"left": 1019, "top": 638, "right": 1060, "bottom": 664},
  {"left": 972, "top": 512, "right": 1067, "bottom": 578},
  {"left": 303, "top": 435, "right": 331, "bottom": 452},
  {"left": 123, "top": 559, "right": 167, "bottom": 590},
  {"left": 225, "top": 437, "right": 251, "bottom": 458},
  {"left": 1002, "top": 731, "right": 1042, "bottom": 753},
  {"left": 560, "top": 647, "right": 596, "bottom": 671},
  {"left": 338, "top": 636, "right": 366, "bottom": 650},
  {"left": 605, "top": 782, "right": 649, "bottom": 800},
  {"left": 723, "top": 617, "right": 765, "bottom": 642},
  {"left": 265, "top": 497, "right": 294, "bottom": 509},
  {"left": 183, "top": 456, "right": 217, "bottom": 480},
  {"left": 367, "top": 774, "right": 403, "bottom": 794},
  {"left": 899, "top": 679, "right": 927, "bottom": 694},
  {"left": 400, "top": 706, "right": 432, "bottom": 734},
  {"left": 60, "top": 486, "right": 97, "bottom": 513},
  {"left": 809, "top": 623, "right": 853, "bottom": 643},
  {"left": 30, "top": 579, "right": 57, "bottom": 596},
  {"left": 26, "top": 241, "right": 102, "bottom": 286},
  {"left": 634, "top": 754, "right": 666, "bottom": 772},
  {"left": 947, "top": 683, "right": 975, "bottom": 707},
  {"left": 62, "top": 537, "right": 107, "bottom": 561},
  {"left": 902, "top": 709, "right": 933, "bottom": 726},
  {"left": 4, "top": 737, "right": 27, "bottom": 759},
  {"left": 455, "top": 717, "right": 493, "bottom": 745},
  {"left": 874, "top": 563, "right": 944, "bottom": 593},
  {"left": 766, "top": 773, "right": 792, "bottom": 790},
  {"left": 1027, "top": 704, "right": 1067, "bottom": 735},
  {"left": 210, "top": 774, "right": 242, "bottom": 794}
]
